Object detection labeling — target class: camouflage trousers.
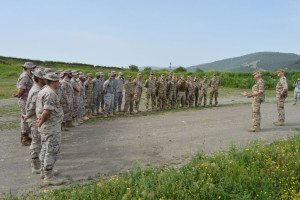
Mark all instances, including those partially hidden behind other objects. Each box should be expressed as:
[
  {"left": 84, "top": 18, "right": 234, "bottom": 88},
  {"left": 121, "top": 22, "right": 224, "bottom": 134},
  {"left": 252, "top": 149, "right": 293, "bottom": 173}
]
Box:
[
  {"left": 104, "top": 93, "right": 114, "bottom": 114},
  {"left": 93, "top": 92, "right": 101, "bottom": 112},
  {"left": 100, "top": 93, "right": 105, "bottom": 109},
  {"left": 188, "top": 93, "right": 195, "bottom": 107},
  {"left": 78, "top": 95, "right": 85, "bottom": 118},
  {"left": 168, "top": 92, "right": 176, "bottom": 109},
  {"left": 72, "top": 94, "right": 80, "bottom": 118},
  {"left": 134, "top": 90, "right": 142, "bottom": 110},
  {"left": 195, "top": 90, "right": 199, "bottom": 106},
  {"left": 177, "top": 91, "right": 186, "bottom": 107},
  {"left": 29, "top": 123, "right": 41, "bottom": 159},
  {"left": 146, "top": 91, "right": 156, "bottom": 110},
  {"left": 209, "top": 89, "right": 219, "bottom": 105},
  {"left": 62, "top": 103, "right": 71, "bottom": 122},
  {"left": 294, "top": 93, "right": 300, "bottom": 104},
  {"left": 39, "top": 130, "right": 61, "bottom": 171},
  {"left": 276, "top": 98, "right": 285, "bottom": 122},
  {"left": 115, "top": 92, "right": 123, "bottom": 110},
  {"left": 113, "top": 92, "right": 118, "bottom": 110},
  {"left": 199, "top": 90, "right": 207, "bottom": 106},
  {"left": 85, "top": 95, "right": 93, "bottom": 116},
  {"left": 252, "top": 99, "right": 261, "bottom": 127},
  {"left": 124, "top": 94, "right": 134, "bottom": 113},
  {"left": 18, "top": 99, "right": 30, "bottom": 134},
  {"left": 157, "top": 93, "right": 167, "bottom": 110}
]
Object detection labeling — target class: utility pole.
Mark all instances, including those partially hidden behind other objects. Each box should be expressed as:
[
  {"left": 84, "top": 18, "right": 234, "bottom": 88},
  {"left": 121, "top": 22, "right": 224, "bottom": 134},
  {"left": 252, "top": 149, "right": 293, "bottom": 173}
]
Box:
[{"left": 169, "top": 61, "right": 172, "bottom": 72}]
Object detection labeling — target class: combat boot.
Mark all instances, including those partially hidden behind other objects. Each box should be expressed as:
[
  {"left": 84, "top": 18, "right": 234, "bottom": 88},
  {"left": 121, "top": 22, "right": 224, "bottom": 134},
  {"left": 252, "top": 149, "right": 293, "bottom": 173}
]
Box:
[
  {"left": 61, "top": 122, "right": 69, "bottom": 131},
  {"left": 108, "top": 113, "right": 114, "bottom": 117},
  {"left": 40, "top": 169, "right": 59, "bottom": 179},
  {"left": 113, "top": 109, "right": 117, "bottom": 115},
  {"left": 100, "top": 108, "right": 104, "bottom": 113},
  {"left": 92, "top": 111, "right": 97, "bottom": 116},
  {"left": 248, "top": 126, "right": 260, "bottom": 132},
  {"left": 66, "top": 120, "right": 75, "bottom": 128},
  {"left": 82, "top": 116, "right": 89, "bottom": 121},
  {"left": 21, "top": 133, "right": 31, "bottom": 146},
  {"left": 31, "top": 158, "right": 41, "bottom": 174},
  {"left": 103, "top": 114, "right": 108, "bottom": 118},
  {"left": 273, "top": 121, "right": 284, "bottom": 126},
  {"left": 76, "top": 117, "right": 83, "bottom": 124},
  {"left": 71, "top": 118, "right": 80, "bottom": 126},
  {"left": 42, "top": 170, "right": 65, "bottom": 186},
  {"left": 182, "top": 100, "right": 186, "bottom": 108},
  {"left": 118, "top": 108, "right": 122, "bottom": 113}
]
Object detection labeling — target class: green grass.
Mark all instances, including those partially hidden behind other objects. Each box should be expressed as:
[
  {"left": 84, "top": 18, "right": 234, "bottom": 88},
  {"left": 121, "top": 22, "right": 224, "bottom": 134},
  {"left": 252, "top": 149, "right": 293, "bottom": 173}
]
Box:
[
  {"left": 4, "top": 134, "right": 299, "bottom": 200},
  {"left": 0, "top": 79, "right": 17, "bottom": 99},
  {"left": 0, "top": 103, "right": 20, "bottom": 131}
]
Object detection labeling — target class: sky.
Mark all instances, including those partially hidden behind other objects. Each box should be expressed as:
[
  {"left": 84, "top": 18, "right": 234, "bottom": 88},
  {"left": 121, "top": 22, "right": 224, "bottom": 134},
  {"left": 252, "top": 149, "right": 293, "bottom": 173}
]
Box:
[{"left": 1, "top": 0, "right": 300, "bottom": 68}]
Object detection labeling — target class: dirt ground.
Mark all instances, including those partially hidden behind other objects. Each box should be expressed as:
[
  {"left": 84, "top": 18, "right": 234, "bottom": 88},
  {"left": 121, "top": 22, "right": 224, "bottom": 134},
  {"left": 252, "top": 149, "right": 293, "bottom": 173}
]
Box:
[{"left": 0, "top": 99, "right": 299, "bottom": 196}]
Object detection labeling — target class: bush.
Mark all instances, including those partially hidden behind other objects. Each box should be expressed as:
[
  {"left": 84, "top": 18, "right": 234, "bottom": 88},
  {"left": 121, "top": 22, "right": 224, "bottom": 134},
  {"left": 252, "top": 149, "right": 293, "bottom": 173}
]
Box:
[
  {"left": 173, "top": 66, "right": 187, "bottom": 73},
  {"left": 129, "top": 65, "right": 139, "bottom": 72}
]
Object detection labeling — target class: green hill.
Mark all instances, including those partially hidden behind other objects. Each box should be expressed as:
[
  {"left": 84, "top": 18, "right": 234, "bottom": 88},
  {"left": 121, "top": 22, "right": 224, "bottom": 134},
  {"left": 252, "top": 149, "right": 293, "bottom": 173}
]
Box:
[{"left": 188, "top": 52, "right": 300, "bottom": 72}]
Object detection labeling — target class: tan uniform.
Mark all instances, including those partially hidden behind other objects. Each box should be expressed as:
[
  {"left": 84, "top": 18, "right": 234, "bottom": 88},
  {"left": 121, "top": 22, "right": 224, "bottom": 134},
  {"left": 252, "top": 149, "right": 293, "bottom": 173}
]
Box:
[
  {"left": 157, "top": 79, "right": 168, "bottom": 110},
  {"left": 251, "top": 79, "right": 265, "bottom": 128},
  {"left": 209, "top": 77, "right": 221, "bottom": 105},
  {"left": 144, "top": 78, "right": 156, "bottom": 111},
  {"left": 124, "top": 81, "right": 136, "bottom": 113},
  {"left": 168, "top": 80, "right": 177, "bottom": 109},
  {"left": 199, "top": 80, "right": 208, "bottom": 106},
  {"left": 194, "top": 80, "right": 200, "bottom": 106},
  {"left": 177, "top": 80, "right": 187, "bottom": 107},
  {"left": 276, "top": 76, "right": 288, "bottom": 122},
  {"left": 84, "top": 79, "right": 93, "bottom": 116},
  {"left": 134, "top": 78, "right": 143, "bottom": 111},
  {"left": 187, "top": 80, "right": 196, "bottom": 107},
  {"left": 60, "top": 78, "right": 73, "bottom": 122}
]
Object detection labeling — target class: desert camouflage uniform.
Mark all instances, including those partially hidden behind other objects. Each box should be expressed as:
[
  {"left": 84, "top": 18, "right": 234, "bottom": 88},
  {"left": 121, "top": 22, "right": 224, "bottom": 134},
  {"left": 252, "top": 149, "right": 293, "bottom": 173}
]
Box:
[
  {"left": 187, "top": 80, "right": 196, "bottom": 107},
  {"left": 17, "top": 71, "right": 33, "bottom": 135},
  {"left": 199, "top": 80, "right": 208, "bottom": 106},
  {"left": 168, "top": 80, "right": 177, "bottom": 109},
  {"left": 115, "top": 77, "right": 125, "bottom": 110},
  {"left": 71, "top": 78, "right": 80, "bottom": 118},
  {"left": 78, "top": 81, "right": 85, "bottom": 118},
  {"left": 194, "top": 80, "right": 200, "bottom": 106},
  {"left": 92, "top": 78, "right": 102, "bottom": 112},
  {"left": 25, "top": 83, "right": 42, "bottom": 159},
  {"left": 84, "top": 79, "right": 93, "bottom": 116},
  {"left": 60, "top": 78, "right": 73, "bottom": 122},
  {"left": 177, "top": 80, "right": 187, "bottom": 107},
  {"left": 145, "top": 78, "right": 156, "bottom": 110},
  {"left": 276, "top": 76, "right": 288, "bottom": 123},
  {"left": 36, "top": 85, "right": 64, "bottom": 171},
  {"left": 157, "top": 79, "right": 168, "bottom": 110},
  {"left": 209, "top": 77, "right": 221, "bottom": 105},
  {"left": 165, "top": 76, "right": 172, "bottom": 108},
  {"left": 134, "top": 78, "right": 143, "bottom": 111},
  {"left": 251, "top": 79, "right": 265, "bottom": 128},
  {"left": 124, "top": 81, "right": 136, "bottom": 113}
]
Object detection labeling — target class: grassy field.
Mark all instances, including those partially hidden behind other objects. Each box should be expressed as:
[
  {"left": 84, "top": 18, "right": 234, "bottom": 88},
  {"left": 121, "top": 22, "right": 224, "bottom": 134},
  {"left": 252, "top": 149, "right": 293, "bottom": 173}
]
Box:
[{"left": 3, "top": 133, "right": 299, "bottom": 200}]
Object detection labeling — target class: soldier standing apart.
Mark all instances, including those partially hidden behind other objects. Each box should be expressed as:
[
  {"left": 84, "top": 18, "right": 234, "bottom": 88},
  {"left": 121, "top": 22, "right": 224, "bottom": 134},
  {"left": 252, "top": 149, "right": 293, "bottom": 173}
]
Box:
[
  {"left": 134, "top": 73, "right": 143, "bottom": 112},
  {"left": 157, "top": 74, "right": 168, "bottom": 110},
  {"left": 241, "top": 71, "right": 265, "bottom": 132},
  {"left": 293, "top": 78, "right": 300, "bottom": 105},
  {"left": 92, "top": 72, "right": 102, "bottom": 116},
  {"left": 124, "top": 75, "right": 136, "bottom": 115},
  {"left": 84, "top": 73, "right": 94, "bottom": 119},
  {"left": 60, "top": 70, "right": 74, "bottom": 130},
  {"left": 274, "top": 69, "right": 288, "bottom": 126},
  {"left": 71, "top": 71, "right": 82, "bottom": 126},
  {"left": 199, "top": 76, "right": 208, "bottom": 107},
  {"left": 24, "top": 69, "right": 45, "bottom": 173},
  {"left": 14, "top": 62, "right": 36, "bottom": 146},
  {"left": 209, "top": 73, "right": 221, "bottom": 106},
  {"left": 194, "top": 76, "right": 200, "bottom": 106},
  {"left": 115, "top": 72, "right": 125, "bottom": 112},
  {"left": 78, "top": 75, "right": 87, "bottom": 121},
  {"left": 35, "top": 72, "right": 65, "bottom": 186},
  {"left": 103, "top": 73, "right": 115, "bottom": 117},
  {"left": 177, "top": 78, "right": 187, "bottom": 108},
  {"left": 144, "top": 72, "right": 156, "bottom": 111},
  {"left": 187, "top": 76, "right": 196, "bottom": 107}
]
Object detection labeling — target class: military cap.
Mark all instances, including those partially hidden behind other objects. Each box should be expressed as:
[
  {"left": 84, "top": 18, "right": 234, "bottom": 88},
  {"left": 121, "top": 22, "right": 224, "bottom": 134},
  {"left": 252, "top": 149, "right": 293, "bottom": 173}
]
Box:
[
  {"left": 79, "top": 75, "right": 86, "bottom": 79},
  {"left": 87, "top": 73, "right": 93, "bottom": 77},
  {"left": 78, "top": 72, "right": 83, "bottom": 75},
  {"left": 161, "top": 74, "right": 165, "bottom": 76},
  {"left": 99, "top": 72, "right": 104, "bottom": 75},
  {"left": 253, "top": 71, "right": 261, "bottom": 76},
  {"left": 119, "top": 72, "right": 123, "bottom": 76},
  {"left": 111, "top": 71, "right": 116, "bottom": 74},
  {"left": 213, "top": 73, "right": 217, "bottom": 76},
  {"left": 22, "top": 62, "right": 36, "bottom": 69},
  {"left": 38, "top": 67, "right": 45, "bottom": 72},
  {"left": 150, "top": 72, "right": 154, "bottom": 75},
  {"left": 108, "top": 73, "right": 113, "bottom": 77},
  {"left": 32, "top": 68, "right": 45, "bottom": 79},
  {"left": 63, "top": 69, "right": 72, "bottom": 74},
  {"left": 44, "top": 68, "right": 55, "bottom": 74},
  {"left": 276, "top": 69, "right": 284, "bottom": 73},
  {"left": 95, "top": 72, "right": 101, "bottom": 76},
  {"left": 138, "top": 73, "right": 142, "bottom": 75},
  {"left": 127, "top": 75, "right": 132, "bottom": 78},
  {"left": 72, "top": 71, "right": 79, "bottom": 76},
  {"left": 45, "top": 72, "right": 60, "bottom": 81},
  {"left": 71, "top": 70, "right": 77, "bottom": 73}
]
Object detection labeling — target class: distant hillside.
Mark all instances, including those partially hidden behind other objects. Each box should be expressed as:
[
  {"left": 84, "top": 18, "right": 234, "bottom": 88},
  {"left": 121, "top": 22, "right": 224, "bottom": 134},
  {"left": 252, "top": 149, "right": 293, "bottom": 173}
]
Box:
[{"left": 188, "top": 52, "right": 300, "bottom": 72}]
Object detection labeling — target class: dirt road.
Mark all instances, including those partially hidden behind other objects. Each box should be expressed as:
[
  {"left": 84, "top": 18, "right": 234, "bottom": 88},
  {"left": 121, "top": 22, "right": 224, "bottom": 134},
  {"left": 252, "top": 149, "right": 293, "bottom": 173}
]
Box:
[{"left": 0, "top": 102, "right": 299, "bottom": 196}]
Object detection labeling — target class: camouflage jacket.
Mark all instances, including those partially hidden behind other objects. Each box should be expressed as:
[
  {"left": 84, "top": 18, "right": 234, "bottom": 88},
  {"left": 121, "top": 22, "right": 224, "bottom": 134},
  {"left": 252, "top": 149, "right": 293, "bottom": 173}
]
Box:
[
  {"left": 60, "top": 78, "right": 73, "bottom": 104},
  {"left": 252, "top": 79, "right": 265, "bottom": 102},
  {"left": 145, "top": 78, "right": 156, "bottom": 93},
  {"left": 17, "top": 71, "right": 33, "bottom": 102},
  {"left": 276, "top": 76, "right": 288, "bottom": 98},
  {"left": 125, "top": 81, "right": 136, "bottom": 96},
  {"left": 209, "top": 77, "right": 221, "bottom": 90},
  {"left": 25, "top": 83, "right": 42, "bottom": 123}
]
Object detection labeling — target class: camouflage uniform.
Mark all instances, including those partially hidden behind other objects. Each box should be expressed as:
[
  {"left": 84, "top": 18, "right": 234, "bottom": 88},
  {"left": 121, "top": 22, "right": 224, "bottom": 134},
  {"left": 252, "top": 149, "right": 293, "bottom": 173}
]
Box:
[
  {"left": 124, "top": 80, "right": 136, "bottom": 113},
  {"left": 92, "top": 77, "right": 102, "bottom": 112},
  {"left": 26, "top": 83, "right": 42, "bottom": 159},
  {"left": 199, "top": 80, "right": 208, "bottom": 106},
  {"left": 17, "top": 71, "right": 33, "bottom": 135},
  {"left": 187, "top": 80, "right": 196, "bottom": 107},
  {"left": 165, "top": 76, "right": 172, "bottom": 108},
  {"left": 78, "top": 80, "right": 85, "bottom": 118},
  {"left": 251, "top": 79, "right": 265, "bottom": 128},
  {"left": 103, "top": 78, "right": 114, "bottom": 115},
  {"left": 157, "top": 79, "right": 168, "bottom": 110},
  {"left": 112, "top": 76, "right": 118, "bottom": 112},
  {"left": 276, "top": 76, "right": 288, "bottom": 123},
  {"left": 134, "top": 78, "right": 143, "bottom": 111},
  {"left": 115, "top": 76, "right": 125, "bottom": 110},
  {"left": 36, "top": 85, "right": 64, "bottom": 171},
  {"left": 99, "top": 77, "right": 105, "bottom": 110},
  {"left": 71, "top": 78, "right": 81, "bottom": 118},
  {"left": 145, "top": 78, "right": 156, "bottom": 111},
  {"left": 177, "top": 80, "right": 187, "bottom": 107},
  {"left": 168, "top": 79, "right": 177, "bottom": 109},
  {"left": 60, "top": 78, "right": 73, "bottom": 122},
  {"left": 209, "top": 77, "right": 221, "bottom": 106},
  {"left": 84, "top": 79, "right": 93, "bottom": 116},
  {"left": 194, "top": 80, "right": 200, "bottom": 106}
]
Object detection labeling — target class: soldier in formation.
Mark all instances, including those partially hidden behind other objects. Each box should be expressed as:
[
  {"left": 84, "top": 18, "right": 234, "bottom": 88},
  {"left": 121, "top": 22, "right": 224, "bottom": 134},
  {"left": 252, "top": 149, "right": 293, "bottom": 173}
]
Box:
[
  {"left": 209, "top": 73, "right": 221, "bottom": 106},
  {"left": 145, "top": 72, "right": 156, "bottom": 111},
  {"left": 134, "top": 73, "right": 143, "bottom": 112},
  {"left": 115, "top": 72, "right": 125, "bottom": 112},
  {"left": 124, "top": 75, "right": 136, "bottom": 115}
]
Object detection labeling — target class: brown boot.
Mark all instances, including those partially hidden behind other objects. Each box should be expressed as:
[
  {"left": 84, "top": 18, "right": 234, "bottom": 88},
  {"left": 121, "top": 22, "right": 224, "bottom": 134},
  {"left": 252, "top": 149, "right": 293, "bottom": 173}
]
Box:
[
  {"left": 61, "top": 122, "right": 69, "bottom": 131},
  {"left": 118, "top": 108, "right": 122, "bottom": 113},
  {"left": 66, "top": 120, "right": 75, "bottom": 128},
  {"left": 113, "top": 109, "right": 117, "bottom": 115},
  {"left": 21, "top": 133, "right": 31, "bottom": 146},
  {"left": 100, "top": 108, "right": 104, "bottom": 113}
]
